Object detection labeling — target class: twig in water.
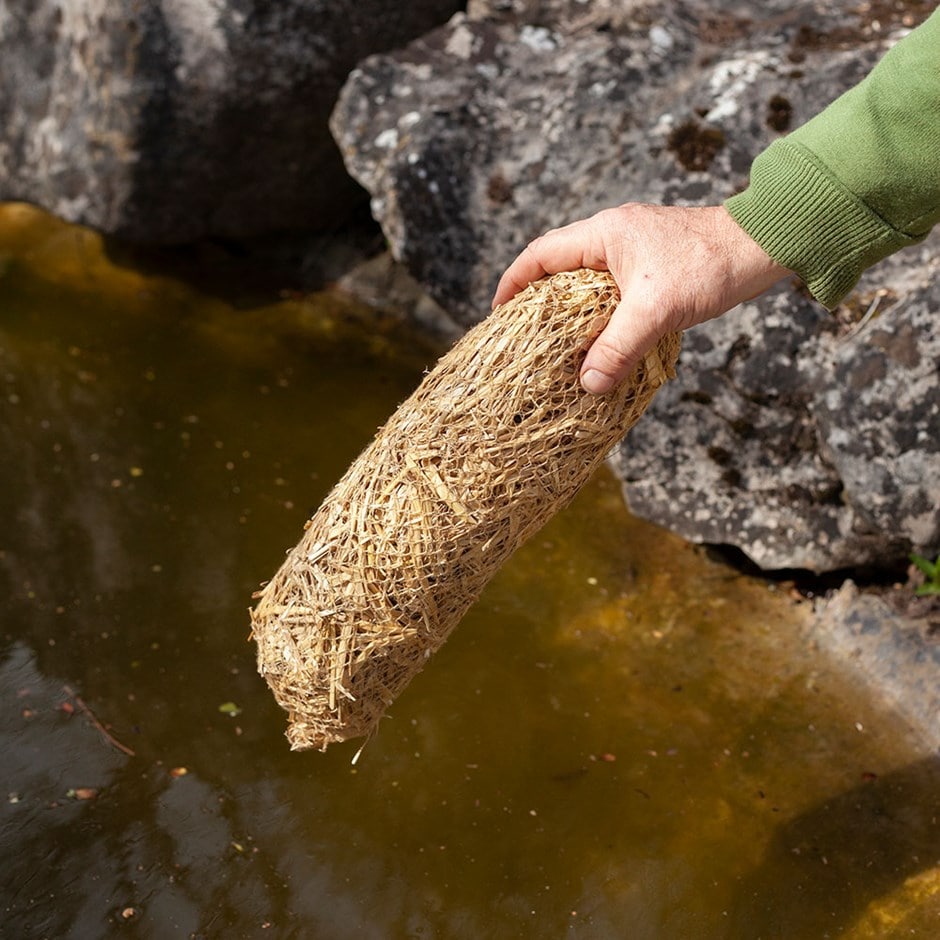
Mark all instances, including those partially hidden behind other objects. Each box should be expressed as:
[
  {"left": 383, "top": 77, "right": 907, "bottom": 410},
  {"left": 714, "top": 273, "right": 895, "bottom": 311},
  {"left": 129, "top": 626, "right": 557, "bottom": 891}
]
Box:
[{"left": 63, "top": 685, "right": 136, "bottom": 757}]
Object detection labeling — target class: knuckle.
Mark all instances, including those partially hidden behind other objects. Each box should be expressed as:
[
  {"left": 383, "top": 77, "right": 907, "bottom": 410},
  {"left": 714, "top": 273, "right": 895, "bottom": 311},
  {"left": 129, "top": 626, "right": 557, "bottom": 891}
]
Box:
[
  {"left": 593, "top": 334, "right": 632, "bottom": 372},
  {"left": 526, "top": 232, "right": 551, "bottom": 255}
]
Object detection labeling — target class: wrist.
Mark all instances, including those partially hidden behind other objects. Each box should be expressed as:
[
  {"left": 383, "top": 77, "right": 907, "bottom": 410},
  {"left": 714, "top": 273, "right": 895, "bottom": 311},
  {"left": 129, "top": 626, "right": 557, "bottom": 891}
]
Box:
[{"left": 714, "top": 205, "right": 792, "bottom": 305}]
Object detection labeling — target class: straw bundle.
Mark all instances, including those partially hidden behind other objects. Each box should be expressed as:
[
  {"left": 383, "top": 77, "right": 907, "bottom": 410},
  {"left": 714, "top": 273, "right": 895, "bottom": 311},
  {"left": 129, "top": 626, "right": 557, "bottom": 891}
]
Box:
[{"left": 251, "top": 269, "right": 681, "bottom": 751}]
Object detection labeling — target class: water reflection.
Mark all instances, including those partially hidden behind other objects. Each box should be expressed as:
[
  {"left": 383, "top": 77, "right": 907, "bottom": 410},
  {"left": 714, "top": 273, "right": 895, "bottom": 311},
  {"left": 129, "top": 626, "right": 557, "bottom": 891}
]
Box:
[{"left": 0, "top": 204, "right": 937, "bottom": 938}]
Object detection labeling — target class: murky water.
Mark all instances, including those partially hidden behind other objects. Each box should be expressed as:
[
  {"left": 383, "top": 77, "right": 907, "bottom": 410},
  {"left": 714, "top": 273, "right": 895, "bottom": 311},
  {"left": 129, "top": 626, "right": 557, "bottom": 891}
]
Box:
[{"left": 1, "top": 204, "right": 937, "bottom": 939}]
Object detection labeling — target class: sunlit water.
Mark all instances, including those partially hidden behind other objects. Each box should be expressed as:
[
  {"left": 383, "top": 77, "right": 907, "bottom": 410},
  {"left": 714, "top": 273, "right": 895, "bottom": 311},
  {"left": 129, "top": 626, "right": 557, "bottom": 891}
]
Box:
[{"left": 0, "top": 204, "right": 937, "bottom": 939}]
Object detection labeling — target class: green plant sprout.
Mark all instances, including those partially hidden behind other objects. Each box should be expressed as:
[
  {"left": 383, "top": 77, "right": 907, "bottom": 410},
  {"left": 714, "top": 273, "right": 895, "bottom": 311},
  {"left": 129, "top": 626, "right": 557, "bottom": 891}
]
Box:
[{"left": 909, "top": 553, "right": 940, "bottom": 596}]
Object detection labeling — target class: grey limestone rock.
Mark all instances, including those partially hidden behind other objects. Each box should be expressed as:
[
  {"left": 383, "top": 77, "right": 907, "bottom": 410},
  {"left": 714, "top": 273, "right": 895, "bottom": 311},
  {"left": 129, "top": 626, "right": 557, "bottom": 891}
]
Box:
[
  {"left": 0, "top": 0, "right": 462, "bottom": 242},
  {"left": 330, "top": 0, "right": 887, "bottom": 323},
  {"left": 811, "top": 581, "right": 939, "bottom": 749},
  {"left": 614, "top": 245, "right": 940, "bottom": 572}
]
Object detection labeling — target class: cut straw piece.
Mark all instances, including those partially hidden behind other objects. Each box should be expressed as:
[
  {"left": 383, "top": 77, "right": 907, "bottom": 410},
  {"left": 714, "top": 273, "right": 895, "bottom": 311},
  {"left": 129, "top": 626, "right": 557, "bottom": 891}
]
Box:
[{"left": 251, "top": 269, "right": 681, "bottom": 751}]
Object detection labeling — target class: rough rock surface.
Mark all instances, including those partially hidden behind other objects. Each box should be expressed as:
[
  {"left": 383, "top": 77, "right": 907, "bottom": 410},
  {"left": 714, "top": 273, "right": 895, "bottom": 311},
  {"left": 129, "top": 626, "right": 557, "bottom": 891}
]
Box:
[
  {"left": 331, "top": 0, "right": 894, "bottom": 322},
  {"left": 812, "top": 582, "right": 939, "bottom": 750},
  {"left": 615, "top": 242, "right": 940, "bottom": 572},
  {"left": 0, "top": 0, "right": 462, "bottom": 242},
  {"left": 330, "top": 0, "right": 940, "bottom": 572}
]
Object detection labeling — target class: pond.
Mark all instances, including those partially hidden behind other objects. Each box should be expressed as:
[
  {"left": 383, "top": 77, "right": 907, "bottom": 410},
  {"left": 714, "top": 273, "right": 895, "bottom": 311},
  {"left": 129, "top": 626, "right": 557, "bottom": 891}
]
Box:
[{"left": 1, "top": 203, "right": 937, "bottom": 938}]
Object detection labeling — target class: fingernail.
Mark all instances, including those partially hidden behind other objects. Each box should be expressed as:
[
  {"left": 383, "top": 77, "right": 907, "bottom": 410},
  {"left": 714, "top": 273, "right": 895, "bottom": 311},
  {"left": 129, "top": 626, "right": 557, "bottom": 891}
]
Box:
[{"left": 580, "top": 369, "right": 611, "bottom": 395}]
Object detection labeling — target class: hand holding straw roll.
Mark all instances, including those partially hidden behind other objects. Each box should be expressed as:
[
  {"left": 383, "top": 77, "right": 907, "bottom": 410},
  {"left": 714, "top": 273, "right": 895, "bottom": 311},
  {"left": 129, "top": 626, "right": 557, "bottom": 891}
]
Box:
[{"left": 250, "top": 268, "right": 681, "bottom": 751}]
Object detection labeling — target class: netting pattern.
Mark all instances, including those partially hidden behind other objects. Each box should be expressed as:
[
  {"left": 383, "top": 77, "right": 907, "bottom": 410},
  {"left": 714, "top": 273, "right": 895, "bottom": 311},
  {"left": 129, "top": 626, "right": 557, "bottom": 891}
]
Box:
[{"left": 251, "top": 269, "right": 681, "bottom": 750}]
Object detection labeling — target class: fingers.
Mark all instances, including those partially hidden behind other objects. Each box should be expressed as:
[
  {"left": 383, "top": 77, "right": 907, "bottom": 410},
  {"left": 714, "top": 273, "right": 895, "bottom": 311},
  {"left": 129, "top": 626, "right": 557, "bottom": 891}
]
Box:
[
  {"left": 491, "top": 222, "right": 603, "bottom": 308},
  {"left": 490, "top": 211, "right": 659, "bottom": 394},
  {"left": 491, "top": 243, "right": 552, "bottom": 308},
  {"left": 579, "top": 300, "right": 663, "bottom": 395},
  {"left": 488, "top": 203, "right": 787, "bottom": 394}
]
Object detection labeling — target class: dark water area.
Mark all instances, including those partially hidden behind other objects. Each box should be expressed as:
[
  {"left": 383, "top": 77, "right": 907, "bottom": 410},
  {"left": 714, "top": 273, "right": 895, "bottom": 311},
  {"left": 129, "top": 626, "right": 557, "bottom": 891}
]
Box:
[{"left": 0, "top": 204, "right": 937, "bottom": 938}]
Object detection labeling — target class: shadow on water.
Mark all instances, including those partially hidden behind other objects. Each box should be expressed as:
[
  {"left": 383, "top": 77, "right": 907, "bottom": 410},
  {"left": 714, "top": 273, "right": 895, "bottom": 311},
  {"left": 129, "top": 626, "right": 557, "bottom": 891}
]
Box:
[
  {"left": 1, "top": 204, "right": 937, "bottom": 938},
  {"left": 728, "top": 755, "right": 940, "bottom": 938},
  {"left": 99, "top": 198, "right": 385, "bottom": 310}
]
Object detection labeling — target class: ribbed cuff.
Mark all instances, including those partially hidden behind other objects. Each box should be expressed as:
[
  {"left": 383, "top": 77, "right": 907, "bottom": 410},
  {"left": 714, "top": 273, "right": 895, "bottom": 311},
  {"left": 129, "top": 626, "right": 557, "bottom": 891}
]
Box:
[{"left": 724, "top": 139, "right": 911, "bottom": 308}]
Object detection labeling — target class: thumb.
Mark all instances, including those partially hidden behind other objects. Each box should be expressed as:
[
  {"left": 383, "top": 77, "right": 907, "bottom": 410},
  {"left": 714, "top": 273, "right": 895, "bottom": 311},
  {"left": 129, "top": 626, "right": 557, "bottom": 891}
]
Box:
[{"left": 579, "top": 300, "right": 662, "bottom": 395}]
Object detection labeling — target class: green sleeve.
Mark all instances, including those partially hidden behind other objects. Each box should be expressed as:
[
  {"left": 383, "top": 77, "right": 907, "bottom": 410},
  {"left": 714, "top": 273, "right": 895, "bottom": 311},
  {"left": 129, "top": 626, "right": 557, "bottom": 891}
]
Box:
[{"left": 724, "top": 8, "right": 940, "bottom": 308}]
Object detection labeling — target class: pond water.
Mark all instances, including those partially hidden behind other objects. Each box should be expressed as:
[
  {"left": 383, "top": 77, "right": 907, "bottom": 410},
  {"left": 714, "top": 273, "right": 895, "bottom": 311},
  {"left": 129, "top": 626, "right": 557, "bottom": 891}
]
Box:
[{"left": 1, "top": 204, "right": 937, "bottom": 939}]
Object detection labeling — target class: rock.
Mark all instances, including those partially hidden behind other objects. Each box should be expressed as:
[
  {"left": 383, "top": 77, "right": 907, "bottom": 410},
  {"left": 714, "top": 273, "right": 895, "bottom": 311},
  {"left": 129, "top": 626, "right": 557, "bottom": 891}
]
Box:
[
  {"left": 611, "top": 283, "right": 854, "bottom": 572},
  {"left": 813, "top": 267, "right": 940, "bottom": 562},
  {"left": 332, "top": 1, "right": 699, "bottom": 324},
  {"left": 615, "top": 243, "right": 940, "bottom": 572},
  {"left": 330, "top": 0, "right": 940, "bottom": 572},
  {"left": 335, "top": 252, "right": 463, "bottom": 343},
  {"left": 0, "top": 0, "right": 462, "bottom": 243},
  {"left": 330, "top": 0, "right": 889, "bottom": 324},
  {"left": 811, "top": 582, "right": 940, "bottom": 750}
]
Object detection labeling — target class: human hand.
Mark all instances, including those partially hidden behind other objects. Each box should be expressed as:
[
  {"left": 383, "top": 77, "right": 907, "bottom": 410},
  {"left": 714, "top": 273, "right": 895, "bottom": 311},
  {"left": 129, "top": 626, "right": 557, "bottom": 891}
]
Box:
[{"left": 492, "top": 204, "right": 791, "bottom": 394}]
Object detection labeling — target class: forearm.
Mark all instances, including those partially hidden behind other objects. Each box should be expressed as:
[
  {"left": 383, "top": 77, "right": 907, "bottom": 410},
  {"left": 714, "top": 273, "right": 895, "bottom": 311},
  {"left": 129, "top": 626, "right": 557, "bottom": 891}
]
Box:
[{"left": 725, "top": 8, "right": 940, "bottom": 308}]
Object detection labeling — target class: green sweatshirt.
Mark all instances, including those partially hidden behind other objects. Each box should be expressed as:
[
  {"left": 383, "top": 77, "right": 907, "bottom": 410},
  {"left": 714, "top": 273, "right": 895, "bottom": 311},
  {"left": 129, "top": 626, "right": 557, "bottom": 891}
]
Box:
[{"left": 725, "top": 8, "right": 940, "bottom": 308}]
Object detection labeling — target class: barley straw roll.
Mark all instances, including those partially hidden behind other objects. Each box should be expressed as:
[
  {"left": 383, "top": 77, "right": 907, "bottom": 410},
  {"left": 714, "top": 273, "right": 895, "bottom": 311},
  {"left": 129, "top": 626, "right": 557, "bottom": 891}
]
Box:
[{"left": 251, "top": 268, "right": 681, "bottom": 751}]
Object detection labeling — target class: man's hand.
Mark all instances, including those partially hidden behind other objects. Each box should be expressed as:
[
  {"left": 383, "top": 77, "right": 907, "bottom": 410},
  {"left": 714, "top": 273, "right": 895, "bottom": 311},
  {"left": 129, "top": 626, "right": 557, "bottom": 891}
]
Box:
[{"left": 492, "top": 204, "right": 791, "bottom": 394}]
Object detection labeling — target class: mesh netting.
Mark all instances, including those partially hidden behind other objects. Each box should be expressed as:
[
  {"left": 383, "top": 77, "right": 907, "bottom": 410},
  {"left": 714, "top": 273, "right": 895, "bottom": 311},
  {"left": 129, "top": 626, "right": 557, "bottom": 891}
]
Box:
[{"left": 250, "top": 269, "right": 681, "bottom": 751}]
